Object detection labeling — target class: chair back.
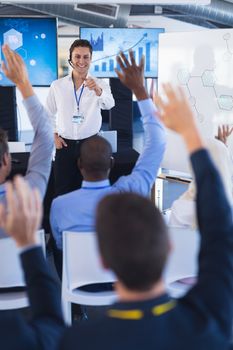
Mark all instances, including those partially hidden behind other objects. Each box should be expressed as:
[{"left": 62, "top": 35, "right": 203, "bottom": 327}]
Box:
[
  {"left": 0, "top": 229, "right": 45, "bottom": 288},
  {"left": 98, "top": 131, "right": 117, "bottom": 153},
  {"left": 63, "top": 231, "right": 116, "bottom": 291},
  {"left": 164, "top": 226, "right": 200, "bottom": 285}
]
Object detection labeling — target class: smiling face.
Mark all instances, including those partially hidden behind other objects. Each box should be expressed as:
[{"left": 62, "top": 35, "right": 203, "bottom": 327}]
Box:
[{"left": 71, "top": 46, "right": 92, "bottom": 77}]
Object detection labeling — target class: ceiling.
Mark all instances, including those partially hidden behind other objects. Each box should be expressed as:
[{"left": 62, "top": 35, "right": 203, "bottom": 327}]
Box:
[{"left": 0, "top": 1, "right": 233, "bottom": 29}]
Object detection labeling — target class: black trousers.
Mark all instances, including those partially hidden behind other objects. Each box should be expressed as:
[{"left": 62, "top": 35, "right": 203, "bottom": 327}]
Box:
[{"left": 54, "top": 138, "right": 84, "bottom": 197}]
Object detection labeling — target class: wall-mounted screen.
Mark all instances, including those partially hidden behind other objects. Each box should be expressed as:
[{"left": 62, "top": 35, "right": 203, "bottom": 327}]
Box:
[
  {"left": 0, "top": 17, "right": 58, "bottom": 86},
  {"left": 80, "top": 27, "right": 164, "bottom": 78}
]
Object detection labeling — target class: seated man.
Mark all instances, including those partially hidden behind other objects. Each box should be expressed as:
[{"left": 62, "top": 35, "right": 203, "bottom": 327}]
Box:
[
  {"left": 0, "top": 176, "right": 64, "bottom": 350},
  {"left": 0, "top": 44, "right": 53, "bottom": 238},
  {"left": 168, "top": 137, "right": 233, "bottom": 228},
  {"left": 50, "top": 51, "right": 166, "bottom": 254},
  {"left": 1, "top": 83, "right": 233, "bottom": 350},
  {"left": 59, "top": 85, "right": 233, "bottom": 349}
]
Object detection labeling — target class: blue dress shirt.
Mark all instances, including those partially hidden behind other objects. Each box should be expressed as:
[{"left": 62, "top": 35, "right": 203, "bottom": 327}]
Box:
[{"left": 50, "top": 98, "right": 166, "bottom": 249}]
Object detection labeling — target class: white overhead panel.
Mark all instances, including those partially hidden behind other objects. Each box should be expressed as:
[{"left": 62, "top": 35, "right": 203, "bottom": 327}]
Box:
[
  {"left": 73, "top": 0, "right": 211, "bottom": 3},
  {"left": 4, "top": 0, "right": 211, "bottom": 4}
]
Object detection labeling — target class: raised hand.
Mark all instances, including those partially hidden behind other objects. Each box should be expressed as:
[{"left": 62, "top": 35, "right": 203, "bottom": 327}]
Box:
[
  {"left": 85, "top": 77, "right": 102, "bottom": 96},
  {"left": 0, "top": 176, "right": 42, "bottom": 247},
  {"left": 216, "top": 125, "right": 233, "bottom": 145},
  {"left": 153, "top": 84, "right": 197, "bottom": 135},
  {"left": 115, "top": 50, "right": 147, "bottom": 100},
  {"left": 54, "top": 133, "right": 67, "bottom": 149},
  {"left": 2, "top": 44, "right": 28, "bottom": 85},
  {"left": 154, "top": 83, "right": 204, "bottom": 152},
  {"left": 2, "top": 44, "right": 33, "bottom": 98}
]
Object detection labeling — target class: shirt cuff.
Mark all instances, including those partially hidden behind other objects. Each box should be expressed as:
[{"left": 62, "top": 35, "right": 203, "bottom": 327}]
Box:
[
  {"left": 97, "top": 87, "right": 107, "bottom": 100},
  {"left": 137, "top": 98, "right": 157, "bottom": 116},
  {"left": 22, "top": 94, "right": 40, "bottom": 109}
]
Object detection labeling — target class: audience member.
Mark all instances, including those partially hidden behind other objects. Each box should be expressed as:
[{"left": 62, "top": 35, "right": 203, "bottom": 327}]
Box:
[
  {"left": 0, "top": 82, "right": 233, "bottom": 350},
  {"left": 50, "top": 51, "right": 166, "bottom": 257},
  {"left": 0, "top": 176, "right": 64, "bottom": 350},
  {"left": 0, "top": 44, "right": 53, "bottom": 238},
  {"left": 168, "top": 137, "right": 233, "bottom": 228},
  {"left": 59, "top": 84, "right": 230, "bottom": 349},
  {"left": 216, "top": 124, "right": 233, "bottom": 145}
]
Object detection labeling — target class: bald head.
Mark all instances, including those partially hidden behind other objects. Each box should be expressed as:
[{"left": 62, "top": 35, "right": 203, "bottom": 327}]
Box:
[{"left": 79, "top": 135, "right": 113, "bottom": 180}]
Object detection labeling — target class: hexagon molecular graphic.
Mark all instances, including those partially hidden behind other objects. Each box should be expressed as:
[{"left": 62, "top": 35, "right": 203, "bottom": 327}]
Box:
[
  {"left": 217, "top": 95, "right": 233, "bottom": 111},
  {"left": 197, "top": 113, "right": 204, "bottom": 123},
  {"left": 223, "top": 33, "right": 231, "bottom": 41},
  {"left": 30, "top": 59, "right": 36, "bottom": 66},
  {"left": 223, "top": 52, "right": 232, "bottom": 61},
  {"left": 201, "top": 70, "right": 216, "bottom": 87},
  {"left": 189, "top": 96, "right": 196, "bottom": 106},
  {"left": 177, "top": 69, "right": 190, "bottom": 85},
  {"left": 4, "top": 29, "right": 23, "bottom": 50}
]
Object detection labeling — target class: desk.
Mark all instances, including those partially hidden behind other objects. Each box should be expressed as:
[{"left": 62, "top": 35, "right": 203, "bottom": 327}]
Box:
[
  {"left": 158, "top": 173, "right": 191, "bottom": 184},
  {"left": 8, "top": 149, "right": 139, "bottom": 232},
  {"left": 155, "top": 171, "right": 191, "bottom": 210}
]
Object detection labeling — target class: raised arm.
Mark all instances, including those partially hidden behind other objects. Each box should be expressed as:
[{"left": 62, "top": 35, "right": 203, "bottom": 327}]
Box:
[
  {"left": 0, "top": 176, "right": 64, "bottom": 349},
  {"left": 154, "top": 84, "right": 233, "bottom": 337},
  {"left": 2, "top": 45, "right": 53, "bottom": 198},
  {"left": 113, "top": 51, "right": 166, "bottom": 195}
]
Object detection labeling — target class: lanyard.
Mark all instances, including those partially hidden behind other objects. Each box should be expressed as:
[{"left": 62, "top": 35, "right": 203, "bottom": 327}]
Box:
[
  {"left": 107, "top": 300, "right": 176, "bottom": 320},
  {"left": 73, "top": 82, "right": 85, "bottom": 112}
]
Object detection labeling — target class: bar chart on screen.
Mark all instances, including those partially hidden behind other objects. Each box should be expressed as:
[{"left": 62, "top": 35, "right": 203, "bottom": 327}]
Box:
[{"left": 80, "top": 27, "right": 164, "bottom": 78}]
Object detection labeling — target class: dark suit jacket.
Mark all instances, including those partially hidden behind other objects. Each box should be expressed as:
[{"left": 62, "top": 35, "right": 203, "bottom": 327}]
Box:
[
  {"left": 58, "top": 150, "right": 233, "bottom": 350},
  {"left": 1, "top": 149, "right": 233, "bottom": 350},
  {"left": 0, "top": 247, "right": 64, "bottom": 350}
]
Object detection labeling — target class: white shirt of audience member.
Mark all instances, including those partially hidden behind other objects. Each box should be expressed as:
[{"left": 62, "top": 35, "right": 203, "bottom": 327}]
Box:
[{"left": 168, "top": 138, "right": 233, "bottom": 229}]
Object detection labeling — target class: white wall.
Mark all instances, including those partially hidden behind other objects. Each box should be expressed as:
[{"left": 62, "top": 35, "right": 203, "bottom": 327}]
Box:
[{"left": 127, "top": 15, "right": 206, "bottom": 32}]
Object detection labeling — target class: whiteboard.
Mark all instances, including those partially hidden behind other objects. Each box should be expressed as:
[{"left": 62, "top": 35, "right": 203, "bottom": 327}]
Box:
[{"left": 158, "top": 28, "right": 233, "bottom": 172}]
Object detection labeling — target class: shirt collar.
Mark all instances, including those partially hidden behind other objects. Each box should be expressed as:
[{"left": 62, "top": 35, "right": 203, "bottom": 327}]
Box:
[{"left": 81, "top": 179, "right": 110, "bottom": 188}]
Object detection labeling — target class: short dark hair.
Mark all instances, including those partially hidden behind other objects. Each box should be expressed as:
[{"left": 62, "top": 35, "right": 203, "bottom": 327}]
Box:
[
  {"left": 96, "top": 192, "right": 170, "bottom": 291},
  {"left": 0, "top": 128, "right": 9, "bottom": 167},
  {"left": 79, "top": 135, "right": 112, "bottom": 177},
  {"left": 69, "top": 39, "right": 93, "bottom": 61}
]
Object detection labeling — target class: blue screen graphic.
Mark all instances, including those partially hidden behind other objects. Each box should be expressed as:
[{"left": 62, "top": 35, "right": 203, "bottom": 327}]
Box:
[
  {"left": 80, "top": 28, "right": 164, "bottom": 78},
  {"left": 0, "top": 17, "right": 58, "bottom": 86}
]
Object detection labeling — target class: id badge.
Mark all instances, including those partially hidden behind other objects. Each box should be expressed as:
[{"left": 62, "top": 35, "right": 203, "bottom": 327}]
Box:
[{"left": 72, "top": 113, "right": 84, "bottom": 124}]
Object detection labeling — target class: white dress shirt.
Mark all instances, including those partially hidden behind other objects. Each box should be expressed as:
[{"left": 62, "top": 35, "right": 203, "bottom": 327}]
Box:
[
  {"left": 169, "top": 198, "right": 196, "bottom": 228},
  {"left": 46, "top": 74, "right": 115, "bottom": 140}
]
